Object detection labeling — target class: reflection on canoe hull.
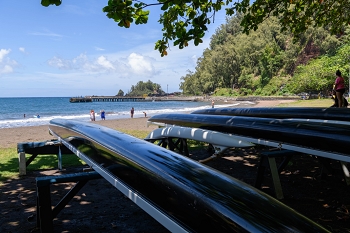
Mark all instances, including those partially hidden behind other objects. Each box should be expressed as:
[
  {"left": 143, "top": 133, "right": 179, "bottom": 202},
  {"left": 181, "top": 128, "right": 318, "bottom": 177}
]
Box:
[
  {"left": 49, "top": 119, "right": 329, "bottom": 232},
  {"left": 192, "top": 107, "right": 350, "bottom": 121}
]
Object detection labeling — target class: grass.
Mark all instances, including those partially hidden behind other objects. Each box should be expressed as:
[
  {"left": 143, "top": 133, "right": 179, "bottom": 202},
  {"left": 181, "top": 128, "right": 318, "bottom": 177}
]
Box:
[
  {"left": 0, "top": 129, "right": 152, "bottom": 184},
  {"left": 0, "top": 148, "right": 85, "bottom": 183},
  {"left": 0, "top": 98, "right": 338, "bottom": 184},
  {"left": 279, "top": 98, "right": 334, "bottom": 107},
  {"left": 118, "top": 129, "right": 151, "bottom": 139},
  {"left": 0, "top": 148, "right": 18, "bottom": 181}
]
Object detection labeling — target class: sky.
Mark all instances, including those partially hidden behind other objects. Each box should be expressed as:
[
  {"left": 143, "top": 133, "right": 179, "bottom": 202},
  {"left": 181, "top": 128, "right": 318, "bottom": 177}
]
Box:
[{"left": 0, "top": 1, "right": 227, "bottom": 97}]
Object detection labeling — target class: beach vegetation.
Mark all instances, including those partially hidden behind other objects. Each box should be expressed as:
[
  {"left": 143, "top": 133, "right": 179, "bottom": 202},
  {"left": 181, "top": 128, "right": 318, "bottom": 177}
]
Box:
[
  {"left": 213, "top": 88, "right": 238, "bottom": 97},
  {"left": 42, "top": 1, "right": 349, "bottom": 57}
]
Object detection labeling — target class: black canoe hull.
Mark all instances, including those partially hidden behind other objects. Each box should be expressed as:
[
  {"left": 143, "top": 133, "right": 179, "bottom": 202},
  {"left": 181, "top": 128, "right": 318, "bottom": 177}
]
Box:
[
  {"left": 192, "top": 107, "right": 350, "bottom": 121},
  {"left": 49, "top": 119, "right": 329, "bottom": 232},
  {"left": 148, "top": 113, "right": 350, "bottom": 158}
]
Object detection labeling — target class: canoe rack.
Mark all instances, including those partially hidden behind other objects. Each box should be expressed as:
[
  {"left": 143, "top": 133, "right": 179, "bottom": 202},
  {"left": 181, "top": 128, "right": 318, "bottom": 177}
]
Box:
[{"left": 36, "top": 171, "right": 102, "bottom": 232}]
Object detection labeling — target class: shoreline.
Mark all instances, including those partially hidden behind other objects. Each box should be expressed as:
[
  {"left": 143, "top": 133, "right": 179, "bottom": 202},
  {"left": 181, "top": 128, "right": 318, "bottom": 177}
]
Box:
[
  {"left": 0, "top": 117, "right": 159, "bottom": 149},
  {"left": 0, "top": 100, "right": 296, "bottom": 148}
]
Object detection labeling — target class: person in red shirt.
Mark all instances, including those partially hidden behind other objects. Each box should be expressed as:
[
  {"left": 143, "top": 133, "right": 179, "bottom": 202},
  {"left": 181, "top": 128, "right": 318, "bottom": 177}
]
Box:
[
  {"left": 90, "top": 110, "right": 96, "bottom": 121},
  {"left": 334, "top": 70, "right": 346, "bottom": 107}
]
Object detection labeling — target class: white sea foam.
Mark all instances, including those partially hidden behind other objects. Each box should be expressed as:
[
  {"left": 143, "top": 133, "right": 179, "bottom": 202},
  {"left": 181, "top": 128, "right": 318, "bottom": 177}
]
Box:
[{"left": 0, "top": 99, "right": 254, "bottom": 129}]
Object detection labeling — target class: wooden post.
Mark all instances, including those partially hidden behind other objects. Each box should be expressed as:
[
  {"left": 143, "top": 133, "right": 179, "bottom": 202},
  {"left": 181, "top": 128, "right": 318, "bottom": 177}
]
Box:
[
  {"left": 268, "top": 157, "right": 284, "bottom": 200},
  {"left": 18, "top": 152, "right": 26, "bottom": 176},
  {"left": 341, "top": 162, "right": 350, "bottom": 185},
  {"left": 58, "top": 146, "right": 62, "bottom": 170}
]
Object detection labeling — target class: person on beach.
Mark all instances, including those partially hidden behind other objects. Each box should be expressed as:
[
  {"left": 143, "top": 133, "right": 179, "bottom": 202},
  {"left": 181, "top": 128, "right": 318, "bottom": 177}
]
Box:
[
  {"left": 143, "top": 112, "right": 147, "bottom": 117},
  {"left": 331, "top": 90, "right": 348, "bottom": 108},
  {"left": 334, "top": 70, "right": 346, "bottom": 108},
  {"left": 211, "top": 100, "right": 215, "bottom": 108},
  {"left": 130, "top": 107, "right": 134, "bottom": 118},
  {"left": 90, "top": 110, "right": 95, "bottom": 121},
  {"left": 100, "top": 110, "right": 105, "bottom": 120}
]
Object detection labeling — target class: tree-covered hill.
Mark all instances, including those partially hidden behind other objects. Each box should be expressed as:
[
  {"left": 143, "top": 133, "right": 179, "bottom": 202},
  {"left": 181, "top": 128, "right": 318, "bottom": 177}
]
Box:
[
  {"left": 180, "top": 15, "right": 350, "bottom": 96},
  {"left": 126, "top": 80, "right": 165, "bottom": 97}
]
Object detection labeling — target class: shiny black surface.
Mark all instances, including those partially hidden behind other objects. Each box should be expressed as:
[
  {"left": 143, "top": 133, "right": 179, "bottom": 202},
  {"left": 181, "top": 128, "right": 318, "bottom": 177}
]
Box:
[
  {"left": 192, "top": 107, "right": 350, "bottom": 121},
  {"left": 149, "top": 113, "right": 350, "bottom": 156},
  {"left": 49, "top": 119, "right": 329, "bottom": 232}
]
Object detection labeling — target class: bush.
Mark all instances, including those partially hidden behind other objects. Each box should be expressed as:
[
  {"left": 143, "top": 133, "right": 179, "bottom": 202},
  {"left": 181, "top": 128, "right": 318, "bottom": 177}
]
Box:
[{"left": 213, "top": 88, "right": 240, "bottom": 97}]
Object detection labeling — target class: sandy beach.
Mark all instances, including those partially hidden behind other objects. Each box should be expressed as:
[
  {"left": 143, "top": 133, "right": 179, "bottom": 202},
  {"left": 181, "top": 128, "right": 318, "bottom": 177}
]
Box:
[
  {"left": 0, "top": 117, "right": 159, "bottom": 148},
  {"left": 0, "top": 100, "right": 295, "bottom": 148}
]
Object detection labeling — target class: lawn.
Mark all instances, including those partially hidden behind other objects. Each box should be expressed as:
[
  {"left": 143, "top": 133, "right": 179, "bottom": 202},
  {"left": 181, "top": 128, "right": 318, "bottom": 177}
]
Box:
[{"left": 279, "top": 98, "right": 334, "bottom": 107}]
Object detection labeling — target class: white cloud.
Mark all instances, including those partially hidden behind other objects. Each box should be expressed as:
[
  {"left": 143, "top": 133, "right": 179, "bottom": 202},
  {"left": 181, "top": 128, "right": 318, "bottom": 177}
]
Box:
[
  {"left": 47, "top": 52, "right": 158, "bottom": 78},
  {"left": 191, "top": 55, "right": 198, "bottom": 65},
  {"left": 29, "top": 31, "right": 63, "bottom": 38},
  {"left": 94, "top": 47, "right": 105, "bottom": 51},
  {"left": 48, "top": 53, "right": 115, "bottom": 72},
  {"left": 97, "top": 56, "right": 115, "bottom": 70},
  {"left": 47, "top": 56, "right": 72, "bottom": 70},
  {"left": 19, "top": 47, "right": 25, "bottom": 53},
  {"left": 72, "top": 53, "right": 88, "bottom": 65},
  {"left": 0, "top": 49, "right": 17, "bottom": 74},
  {"left": 0, "top": 49, "right": 10, "bottom": 62},
  {"left": 127, "top": 53, "right": 156, "bottom": 76},
  {"left": 1, "top": 65, "right": 13, "bottom": 74}
]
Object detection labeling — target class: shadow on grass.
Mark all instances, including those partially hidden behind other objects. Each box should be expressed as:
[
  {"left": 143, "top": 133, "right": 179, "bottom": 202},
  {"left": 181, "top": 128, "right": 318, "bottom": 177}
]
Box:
[
  {"left": 0, "top": 153, "right": 85, "bottom": 183},
  {"left": 0, "top": 154, "right": 168, "bottom": 233}
]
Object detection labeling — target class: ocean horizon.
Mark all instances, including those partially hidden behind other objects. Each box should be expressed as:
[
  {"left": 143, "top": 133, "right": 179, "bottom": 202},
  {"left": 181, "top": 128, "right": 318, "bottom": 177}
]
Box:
[{"left": 0, "top": 97, "right": 255, "bottom": 129}]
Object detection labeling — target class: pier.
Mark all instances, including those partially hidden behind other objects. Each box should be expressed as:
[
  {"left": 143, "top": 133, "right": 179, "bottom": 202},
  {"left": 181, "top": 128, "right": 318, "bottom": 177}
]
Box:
[
  {"left": 69, "top": 96, "right": 205, "bottom": 103},
  {"left": 69, "top": 95, "right": 301, "bottom": 103},
  {"left": 69, "top": 96, "right": 146, "bottom": 103}
]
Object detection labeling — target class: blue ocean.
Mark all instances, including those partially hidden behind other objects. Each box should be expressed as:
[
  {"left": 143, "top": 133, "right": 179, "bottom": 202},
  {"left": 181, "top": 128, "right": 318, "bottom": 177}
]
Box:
[{"left": 0, "top": 97, "right": 255, "bottom": 129}]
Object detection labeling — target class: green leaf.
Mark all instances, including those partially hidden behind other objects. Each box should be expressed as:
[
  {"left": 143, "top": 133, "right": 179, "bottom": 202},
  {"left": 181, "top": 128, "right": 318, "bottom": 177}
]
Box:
[
  {"left": 41, "top": 0, "right": 50, "bottom": 7},
  {"left": 41, "top": 0, "right": 61, "bottom": 7},
  {"left": 161, "top": 3, "right": 168, "bottom": 11}
]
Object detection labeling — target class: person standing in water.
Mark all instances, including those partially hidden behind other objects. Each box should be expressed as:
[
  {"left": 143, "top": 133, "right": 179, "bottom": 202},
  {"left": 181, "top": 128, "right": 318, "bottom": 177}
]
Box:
[
  {"left": 90, "top": 110, "right": 95, "bottom": 121},
  {"left": 211, "top": 100, "right": 215, "bottom": 108},
  {"left": 130, "top": 107, "right": 134, "bottom": 118},
  {"left": 100, "top": 110, "right": 105, "bottom": 120}
]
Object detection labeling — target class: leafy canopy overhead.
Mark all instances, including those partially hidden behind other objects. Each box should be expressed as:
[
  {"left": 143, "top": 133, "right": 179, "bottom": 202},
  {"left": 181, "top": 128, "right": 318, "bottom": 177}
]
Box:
[
  {"left": 237, "top": 0, "right": 350, "bottom": 36},
  {"left": 41, "top": 0, "right": 349, "bottom": 56}
]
